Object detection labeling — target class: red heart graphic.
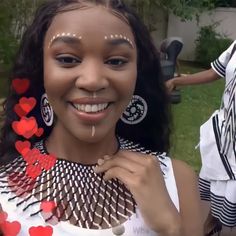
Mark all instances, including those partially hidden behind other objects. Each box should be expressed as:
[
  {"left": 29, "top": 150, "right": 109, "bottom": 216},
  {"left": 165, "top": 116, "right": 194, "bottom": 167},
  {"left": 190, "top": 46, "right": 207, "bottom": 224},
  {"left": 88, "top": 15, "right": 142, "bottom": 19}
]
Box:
[
  {"left": 8, "top": 171, "right": 36, "bottom": 198},
  {"left": 1, "top": 220, "right": 21, "bottom": 236},
  {"left": 0, "top": 211, "right": 8, "bottom": 223},
  {"left": 23, "top": 148, "right": 40, "bottom": 164},
  {"left": 26, "top": 164, "right": 42, "bottom": 179},
  {"left": 12, "top": 78, "right": 30, "bottom": 94},
  {"left": 15, "top": 140, "right": 31, "bottom": 156},
  {"left": 41, "top": 212, "right": 59, "bottom": 226},
  {"left": 14, "top": 104, "right": 28, "bottom": 117},
  {"left": 40, "top": 201, "right": 57, "bottom": 213},
  {"left": 35, "top": 128, "right": 44, "bottom": 137},
  {"left": 14, "top": 97, "right": 36, "bottom": 117},
  {"left": 18, "top": 97, "right": 36, "bottom": 113},
  {"left": 29, "top": 226, "right": 53, "bottom": 236},
  {"left": 12, "top": 116, "right": 38, "bottom": 139},
  {"left": 38, "top": 154, "right": 57, "bottom": 171},
  {"left": 41, "top": 202, "right": 64, "bottom": 226}
]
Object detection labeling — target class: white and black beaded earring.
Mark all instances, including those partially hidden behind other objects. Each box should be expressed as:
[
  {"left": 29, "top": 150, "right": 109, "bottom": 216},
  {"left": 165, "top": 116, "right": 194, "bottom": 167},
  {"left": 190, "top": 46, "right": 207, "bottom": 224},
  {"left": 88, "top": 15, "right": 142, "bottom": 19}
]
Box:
[
  {"left": 121, "top": 95, "right": 148, "bottom": 125},
  {"left": 40, "top": 93, "right": 54, "bottom": 126}
]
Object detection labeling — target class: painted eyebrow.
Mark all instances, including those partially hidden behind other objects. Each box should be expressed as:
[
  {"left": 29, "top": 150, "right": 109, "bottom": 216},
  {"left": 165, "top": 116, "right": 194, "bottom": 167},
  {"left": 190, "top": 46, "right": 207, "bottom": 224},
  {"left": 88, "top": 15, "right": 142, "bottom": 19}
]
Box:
[
  {"left": 106, "top": 38, "right": 134, "bottom": 49},
  {"left": 49, "top": 36, "right": 82, "bottom": 48},
  {"left": 48, "top": 35, "right": 134, "bottom": 49}
]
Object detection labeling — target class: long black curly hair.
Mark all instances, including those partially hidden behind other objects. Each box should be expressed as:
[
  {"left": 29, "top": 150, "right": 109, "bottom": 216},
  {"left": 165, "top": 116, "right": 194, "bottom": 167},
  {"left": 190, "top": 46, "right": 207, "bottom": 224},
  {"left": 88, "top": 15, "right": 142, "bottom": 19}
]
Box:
[{"left": 0, "top": 0, "right": 171, "bottom": 164}]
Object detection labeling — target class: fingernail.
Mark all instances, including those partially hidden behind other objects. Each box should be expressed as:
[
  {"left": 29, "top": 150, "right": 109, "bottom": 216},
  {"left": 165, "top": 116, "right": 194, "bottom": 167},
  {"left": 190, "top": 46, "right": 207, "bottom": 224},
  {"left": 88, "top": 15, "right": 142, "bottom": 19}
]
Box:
[
  {"left": 97, "top": 158, "right": 105, "bottom": 165},
  {"left": 93, "top": 166, "right": 99, "bottom": 173}
]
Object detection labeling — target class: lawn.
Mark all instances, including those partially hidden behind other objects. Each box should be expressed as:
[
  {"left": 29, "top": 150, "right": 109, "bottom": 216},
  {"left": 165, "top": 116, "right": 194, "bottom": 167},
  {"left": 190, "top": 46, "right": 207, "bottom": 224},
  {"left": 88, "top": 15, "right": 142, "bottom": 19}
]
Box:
[{"left": 170, "top": 61, "right": 225, "bottom": 172}]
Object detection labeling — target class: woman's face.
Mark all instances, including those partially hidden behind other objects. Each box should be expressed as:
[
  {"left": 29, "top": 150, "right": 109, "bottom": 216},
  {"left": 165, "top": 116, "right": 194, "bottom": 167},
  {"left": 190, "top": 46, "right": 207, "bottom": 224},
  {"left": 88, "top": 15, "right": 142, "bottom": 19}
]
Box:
[{"left": 43, "top": 5, "right": 137, "bottom": 142}]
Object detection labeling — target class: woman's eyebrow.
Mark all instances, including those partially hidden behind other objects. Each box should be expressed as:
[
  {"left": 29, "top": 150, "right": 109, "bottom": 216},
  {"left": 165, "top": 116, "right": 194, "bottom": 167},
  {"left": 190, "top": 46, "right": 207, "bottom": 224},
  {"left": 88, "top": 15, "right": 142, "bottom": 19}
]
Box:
[
  {"left": 48, "top": 35, "right": 134, "bottom": 49},
  {"left": 48, "top": 36, "right": 82, "bottom": 48},
  {"left": 106, "top": 38, "right": 134, "bottom": 49}
]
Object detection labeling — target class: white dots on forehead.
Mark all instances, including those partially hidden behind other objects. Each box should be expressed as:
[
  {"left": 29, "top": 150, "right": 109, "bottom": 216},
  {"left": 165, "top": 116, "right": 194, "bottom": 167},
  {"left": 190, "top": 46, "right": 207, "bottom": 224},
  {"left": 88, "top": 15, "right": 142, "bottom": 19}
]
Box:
[
  {"left": 48, "top": 32, "right": 134, "bottom": 49},
  {"left": 48, "top": 32, "right": 82, "bottom": 48},
  {"left": 104, "top": 34, "right": 134, "bottom": 48}
]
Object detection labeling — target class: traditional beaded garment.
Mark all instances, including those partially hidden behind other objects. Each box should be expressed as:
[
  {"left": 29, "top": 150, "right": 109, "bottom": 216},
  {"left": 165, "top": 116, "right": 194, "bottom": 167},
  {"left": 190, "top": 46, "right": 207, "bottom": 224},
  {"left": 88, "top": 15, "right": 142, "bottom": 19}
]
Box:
[{"left": 0, "top": 138, "right": 166, "bottom": 230}]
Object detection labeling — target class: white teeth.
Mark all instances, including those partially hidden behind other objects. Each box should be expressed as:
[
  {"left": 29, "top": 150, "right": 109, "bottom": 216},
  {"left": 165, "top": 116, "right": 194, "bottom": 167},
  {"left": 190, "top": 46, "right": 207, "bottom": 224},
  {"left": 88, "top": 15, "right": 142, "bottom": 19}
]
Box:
[
  {"left": 92, "top": 105, "right": 98, "bottom": 112},
  {"left": 85, "top": 105, "right": 92, "bottom": 112},
  {"left": 73, "top": 103, "right": 108, "bottom": 113}
]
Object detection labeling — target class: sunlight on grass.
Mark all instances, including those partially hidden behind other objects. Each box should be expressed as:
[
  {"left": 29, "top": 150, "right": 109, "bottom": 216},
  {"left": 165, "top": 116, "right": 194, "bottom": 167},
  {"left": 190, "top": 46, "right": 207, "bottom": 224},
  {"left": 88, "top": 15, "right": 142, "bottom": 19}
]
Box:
[{"left": 170, "top": 61, "right": 225, "bottom": 172}]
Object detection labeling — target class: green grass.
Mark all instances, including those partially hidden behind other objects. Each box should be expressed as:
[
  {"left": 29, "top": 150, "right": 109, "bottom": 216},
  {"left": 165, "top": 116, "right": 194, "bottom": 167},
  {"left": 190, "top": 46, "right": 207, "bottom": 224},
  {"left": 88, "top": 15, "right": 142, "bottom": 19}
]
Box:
[{"left": 170, "top": 61, "right": 225, "bottom": 172}]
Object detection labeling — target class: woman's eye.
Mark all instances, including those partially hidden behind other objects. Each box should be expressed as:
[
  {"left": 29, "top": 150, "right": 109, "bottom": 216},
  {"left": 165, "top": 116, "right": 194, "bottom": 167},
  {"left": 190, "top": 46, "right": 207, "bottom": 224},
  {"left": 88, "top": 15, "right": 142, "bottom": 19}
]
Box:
[
  {"left": 106, "top": 58, "right": 127, "bottom": 66},
  {"left": 56, "top": 55, "right": 81, "bottom": 66}
]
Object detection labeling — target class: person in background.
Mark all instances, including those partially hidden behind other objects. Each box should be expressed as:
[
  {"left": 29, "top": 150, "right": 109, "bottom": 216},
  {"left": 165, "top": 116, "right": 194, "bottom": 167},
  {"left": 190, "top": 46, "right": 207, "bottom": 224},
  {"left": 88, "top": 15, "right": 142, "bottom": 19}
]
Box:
[{"left": 166, "top": 41, "right": 236, "bottom": 235}]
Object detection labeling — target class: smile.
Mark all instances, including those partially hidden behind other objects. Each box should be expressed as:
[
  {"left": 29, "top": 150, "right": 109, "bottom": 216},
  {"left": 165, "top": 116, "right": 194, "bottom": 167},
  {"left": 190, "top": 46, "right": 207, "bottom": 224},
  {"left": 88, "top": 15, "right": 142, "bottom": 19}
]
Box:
[{"left": 71, "top": 103, "right": 109, "bottom": 113}]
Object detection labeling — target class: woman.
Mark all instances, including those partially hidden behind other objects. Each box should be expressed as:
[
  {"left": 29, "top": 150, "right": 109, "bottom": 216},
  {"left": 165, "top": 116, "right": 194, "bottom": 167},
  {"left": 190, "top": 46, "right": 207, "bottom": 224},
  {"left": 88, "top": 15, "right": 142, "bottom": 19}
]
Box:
[
  {"left": 166, "top": 41, "right": 236, "bottom": 235},
  {"left": 0, "top": 0, "right": 203, "bottom": 235}
]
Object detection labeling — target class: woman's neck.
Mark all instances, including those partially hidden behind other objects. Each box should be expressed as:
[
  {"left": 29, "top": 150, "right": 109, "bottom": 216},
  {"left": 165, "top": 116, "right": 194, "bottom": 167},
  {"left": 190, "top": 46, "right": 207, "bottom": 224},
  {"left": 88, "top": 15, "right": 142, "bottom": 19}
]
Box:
[{"left": 45, "top": 124, "right": 119, "bottom": 165}]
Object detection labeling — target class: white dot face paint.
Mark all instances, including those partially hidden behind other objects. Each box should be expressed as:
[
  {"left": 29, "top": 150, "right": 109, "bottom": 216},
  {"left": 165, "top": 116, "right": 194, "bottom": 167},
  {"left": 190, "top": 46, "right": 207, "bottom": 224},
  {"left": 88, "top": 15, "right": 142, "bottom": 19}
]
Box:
[
  {"left": 48, "top": 32, "right": 82, "bottom": 48},
  {"left": 104, "top": 34, "right": 134, "bottom": 48},
  {"left": 91, "top": 126, "right": 96, "bottom": 137},
  {"left": 91, "top": 93, "right": 96, "bottom": 137}
]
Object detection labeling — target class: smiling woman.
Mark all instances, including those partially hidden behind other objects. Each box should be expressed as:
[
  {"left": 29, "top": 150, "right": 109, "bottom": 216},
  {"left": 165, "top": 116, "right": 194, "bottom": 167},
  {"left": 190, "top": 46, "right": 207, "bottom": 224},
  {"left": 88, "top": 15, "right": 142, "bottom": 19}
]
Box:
[
  {"left": 0, "top": 0, "right": 203, "bottom": 236},
  {"left": 43, "top": 6, "right": 137, "bottom": 149}
]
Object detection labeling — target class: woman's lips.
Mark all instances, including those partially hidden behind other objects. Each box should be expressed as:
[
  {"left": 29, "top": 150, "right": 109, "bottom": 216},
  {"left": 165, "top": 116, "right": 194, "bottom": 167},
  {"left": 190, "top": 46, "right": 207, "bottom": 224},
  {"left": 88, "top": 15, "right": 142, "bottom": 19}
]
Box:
[
  {"left": 68, "top": 98, "right": 112, "bottom": 123},
  {"left": 72, "top": 103, "right": 109, "bottom": 113}
]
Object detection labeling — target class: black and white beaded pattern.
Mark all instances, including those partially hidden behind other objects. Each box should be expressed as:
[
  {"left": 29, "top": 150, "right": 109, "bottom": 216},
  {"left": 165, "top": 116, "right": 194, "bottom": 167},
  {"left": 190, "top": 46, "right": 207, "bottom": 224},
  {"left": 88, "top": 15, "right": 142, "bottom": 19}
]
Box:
[{"left": 0, "top": 138, "right": 167, "bottom": 229}]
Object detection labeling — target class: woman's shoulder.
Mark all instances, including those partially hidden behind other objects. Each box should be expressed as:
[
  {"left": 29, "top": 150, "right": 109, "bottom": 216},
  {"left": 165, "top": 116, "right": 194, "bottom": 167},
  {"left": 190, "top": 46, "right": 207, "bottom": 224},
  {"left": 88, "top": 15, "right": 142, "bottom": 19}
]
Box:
[
  {"left": 171, "top": 158, "right": 201, "bottom": 205},
  {"left": 171, "top": 158, "right": 199, "bottom": 190},
  {"left": 171, "top": 158, "right": 197, "bottom": 179}
]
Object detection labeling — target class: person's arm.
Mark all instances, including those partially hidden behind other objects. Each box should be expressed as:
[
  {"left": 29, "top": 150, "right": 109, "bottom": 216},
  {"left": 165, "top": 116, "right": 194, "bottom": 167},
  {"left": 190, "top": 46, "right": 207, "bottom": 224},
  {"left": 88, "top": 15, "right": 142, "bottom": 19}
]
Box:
[
  {"left": 165, "top": 68, "right": 220, "bottom": 93},
  {"left": 172, "top": 159, "right": 204, "bottom": 236}
]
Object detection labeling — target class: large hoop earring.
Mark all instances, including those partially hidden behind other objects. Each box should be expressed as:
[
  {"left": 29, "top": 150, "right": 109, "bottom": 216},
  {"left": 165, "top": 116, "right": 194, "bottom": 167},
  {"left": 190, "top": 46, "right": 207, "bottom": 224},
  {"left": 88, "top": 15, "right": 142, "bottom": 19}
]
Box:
[
  {"left": 121, "top": 95, "right": 148, "bottom": 125},
  {"left": 40, "top": 93, "right": 54, "bottom": 127}
]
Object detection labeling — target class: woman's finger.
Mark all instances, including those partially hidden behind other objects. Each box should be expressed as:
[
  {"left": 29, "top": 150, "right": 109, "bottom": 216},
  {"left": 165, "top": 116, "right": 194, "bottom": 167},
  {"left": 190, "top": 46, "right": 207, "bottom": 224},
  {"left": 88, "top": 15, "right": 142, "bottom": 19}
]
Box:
[
  {"left": 95, "top": 154, "right": 144, "bottom": 174},
  {"left": 119, "top": 150, "right": 159, "bottom": 167},
  {"left": 103, "top": 166, "right": 133, "bottom": 184}
]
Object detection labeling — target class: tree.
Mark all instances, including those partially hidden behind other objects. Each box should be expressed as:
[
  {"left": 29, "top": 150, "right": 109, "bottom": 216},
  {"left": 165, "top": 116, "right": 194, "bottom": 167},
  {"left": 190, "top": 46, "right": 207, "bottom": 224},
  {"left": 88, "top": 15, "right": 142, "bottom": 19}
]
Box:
[
  {"left": 0, "top": 0, "right": 44, "bottom": 69},
  {"left": 123, "top": 0, "right": 217, "bottom": 32},
  {"left": 0, "top": 0, "right": 219, "bottom": 70}
]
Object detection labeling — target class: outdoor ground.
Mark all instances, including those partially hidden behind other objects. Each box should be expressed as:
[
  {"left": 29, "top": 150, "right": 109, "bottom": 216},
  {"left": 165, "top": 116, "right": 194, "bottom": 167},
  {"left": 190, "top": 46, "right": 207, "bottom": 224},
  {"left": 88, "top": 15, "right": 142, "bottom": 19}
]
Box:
[
  {"left": 170, "top": 61, "right": 224, "bottom": 172},
  {"left": 172, "top": 62, "right": 236, "bottom": 236}
]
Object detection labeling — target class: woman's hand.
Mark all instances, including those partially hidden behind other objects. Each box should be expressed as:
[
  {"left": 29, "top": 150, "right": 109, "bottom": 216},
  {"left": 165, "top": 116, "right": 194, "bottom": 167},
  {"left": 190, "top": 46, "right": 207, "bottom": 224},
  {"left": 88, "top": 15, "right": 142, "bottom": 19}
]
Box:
[{"left": 94, "top": 151, "right": 182, "bottom": 235}]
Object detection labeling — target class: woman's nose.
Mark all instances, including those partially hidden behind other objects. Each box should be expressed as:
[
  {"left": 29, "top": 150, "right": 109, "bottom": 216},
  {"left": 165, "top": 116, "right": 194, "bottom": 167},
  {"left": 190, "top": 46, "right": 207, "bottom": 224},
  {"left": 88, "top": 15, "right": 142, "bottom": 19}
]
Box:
[{"left": 75, "top": 60, "right": 109, "bottom": 92}]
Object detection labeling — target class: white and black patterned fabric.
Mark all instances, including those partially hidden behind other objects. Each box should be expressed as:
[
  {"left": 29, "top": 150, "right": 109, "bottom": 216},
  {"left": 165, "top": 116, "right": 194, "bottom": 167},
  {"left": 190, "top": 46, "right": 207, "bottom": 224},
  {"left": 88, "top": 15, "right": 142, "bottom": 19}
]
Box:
[
  {"left": 0, "top": 138, "right": 179, "bottom": 235},
  {"left": 199, "top": 40, "right": 236, "bottom": 227}
]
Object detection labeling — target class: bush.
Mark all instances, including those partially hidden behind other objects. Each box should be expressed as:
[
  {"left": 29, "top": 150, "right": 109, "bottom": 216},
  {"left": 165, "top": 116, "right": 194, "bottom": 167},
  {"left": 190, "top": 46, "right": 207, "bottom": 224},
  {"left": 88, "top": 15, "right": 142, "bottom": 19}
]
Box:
[
  {"left": 0, "top": 0, "right": 45, "bottom": 72},
  {"left": 195, "top": 24, "right": 233, "bottom": 68}
]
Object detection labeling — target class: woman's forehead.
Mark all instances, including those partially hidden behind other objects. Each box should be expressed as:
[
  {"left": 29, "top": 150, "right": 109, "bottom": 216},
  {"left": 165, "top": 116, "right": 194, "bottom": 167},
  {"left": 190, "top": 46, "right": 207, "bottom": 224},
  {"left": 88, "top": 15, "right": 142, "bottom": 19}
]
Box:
[{"left": 45, "top": 6, "right": 134, "bottom": 43}]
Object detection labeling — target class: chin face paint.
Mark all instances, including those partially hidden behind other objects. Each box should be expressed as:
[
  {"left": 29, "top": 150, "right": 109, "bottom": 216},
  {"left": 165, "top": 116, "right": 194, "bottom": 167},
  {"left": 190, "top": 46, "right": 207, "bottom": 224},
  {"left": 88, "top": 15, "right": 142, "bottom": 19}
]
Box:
[{"left": 91, "top": 125, "right": 96, "bottom": 137}]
